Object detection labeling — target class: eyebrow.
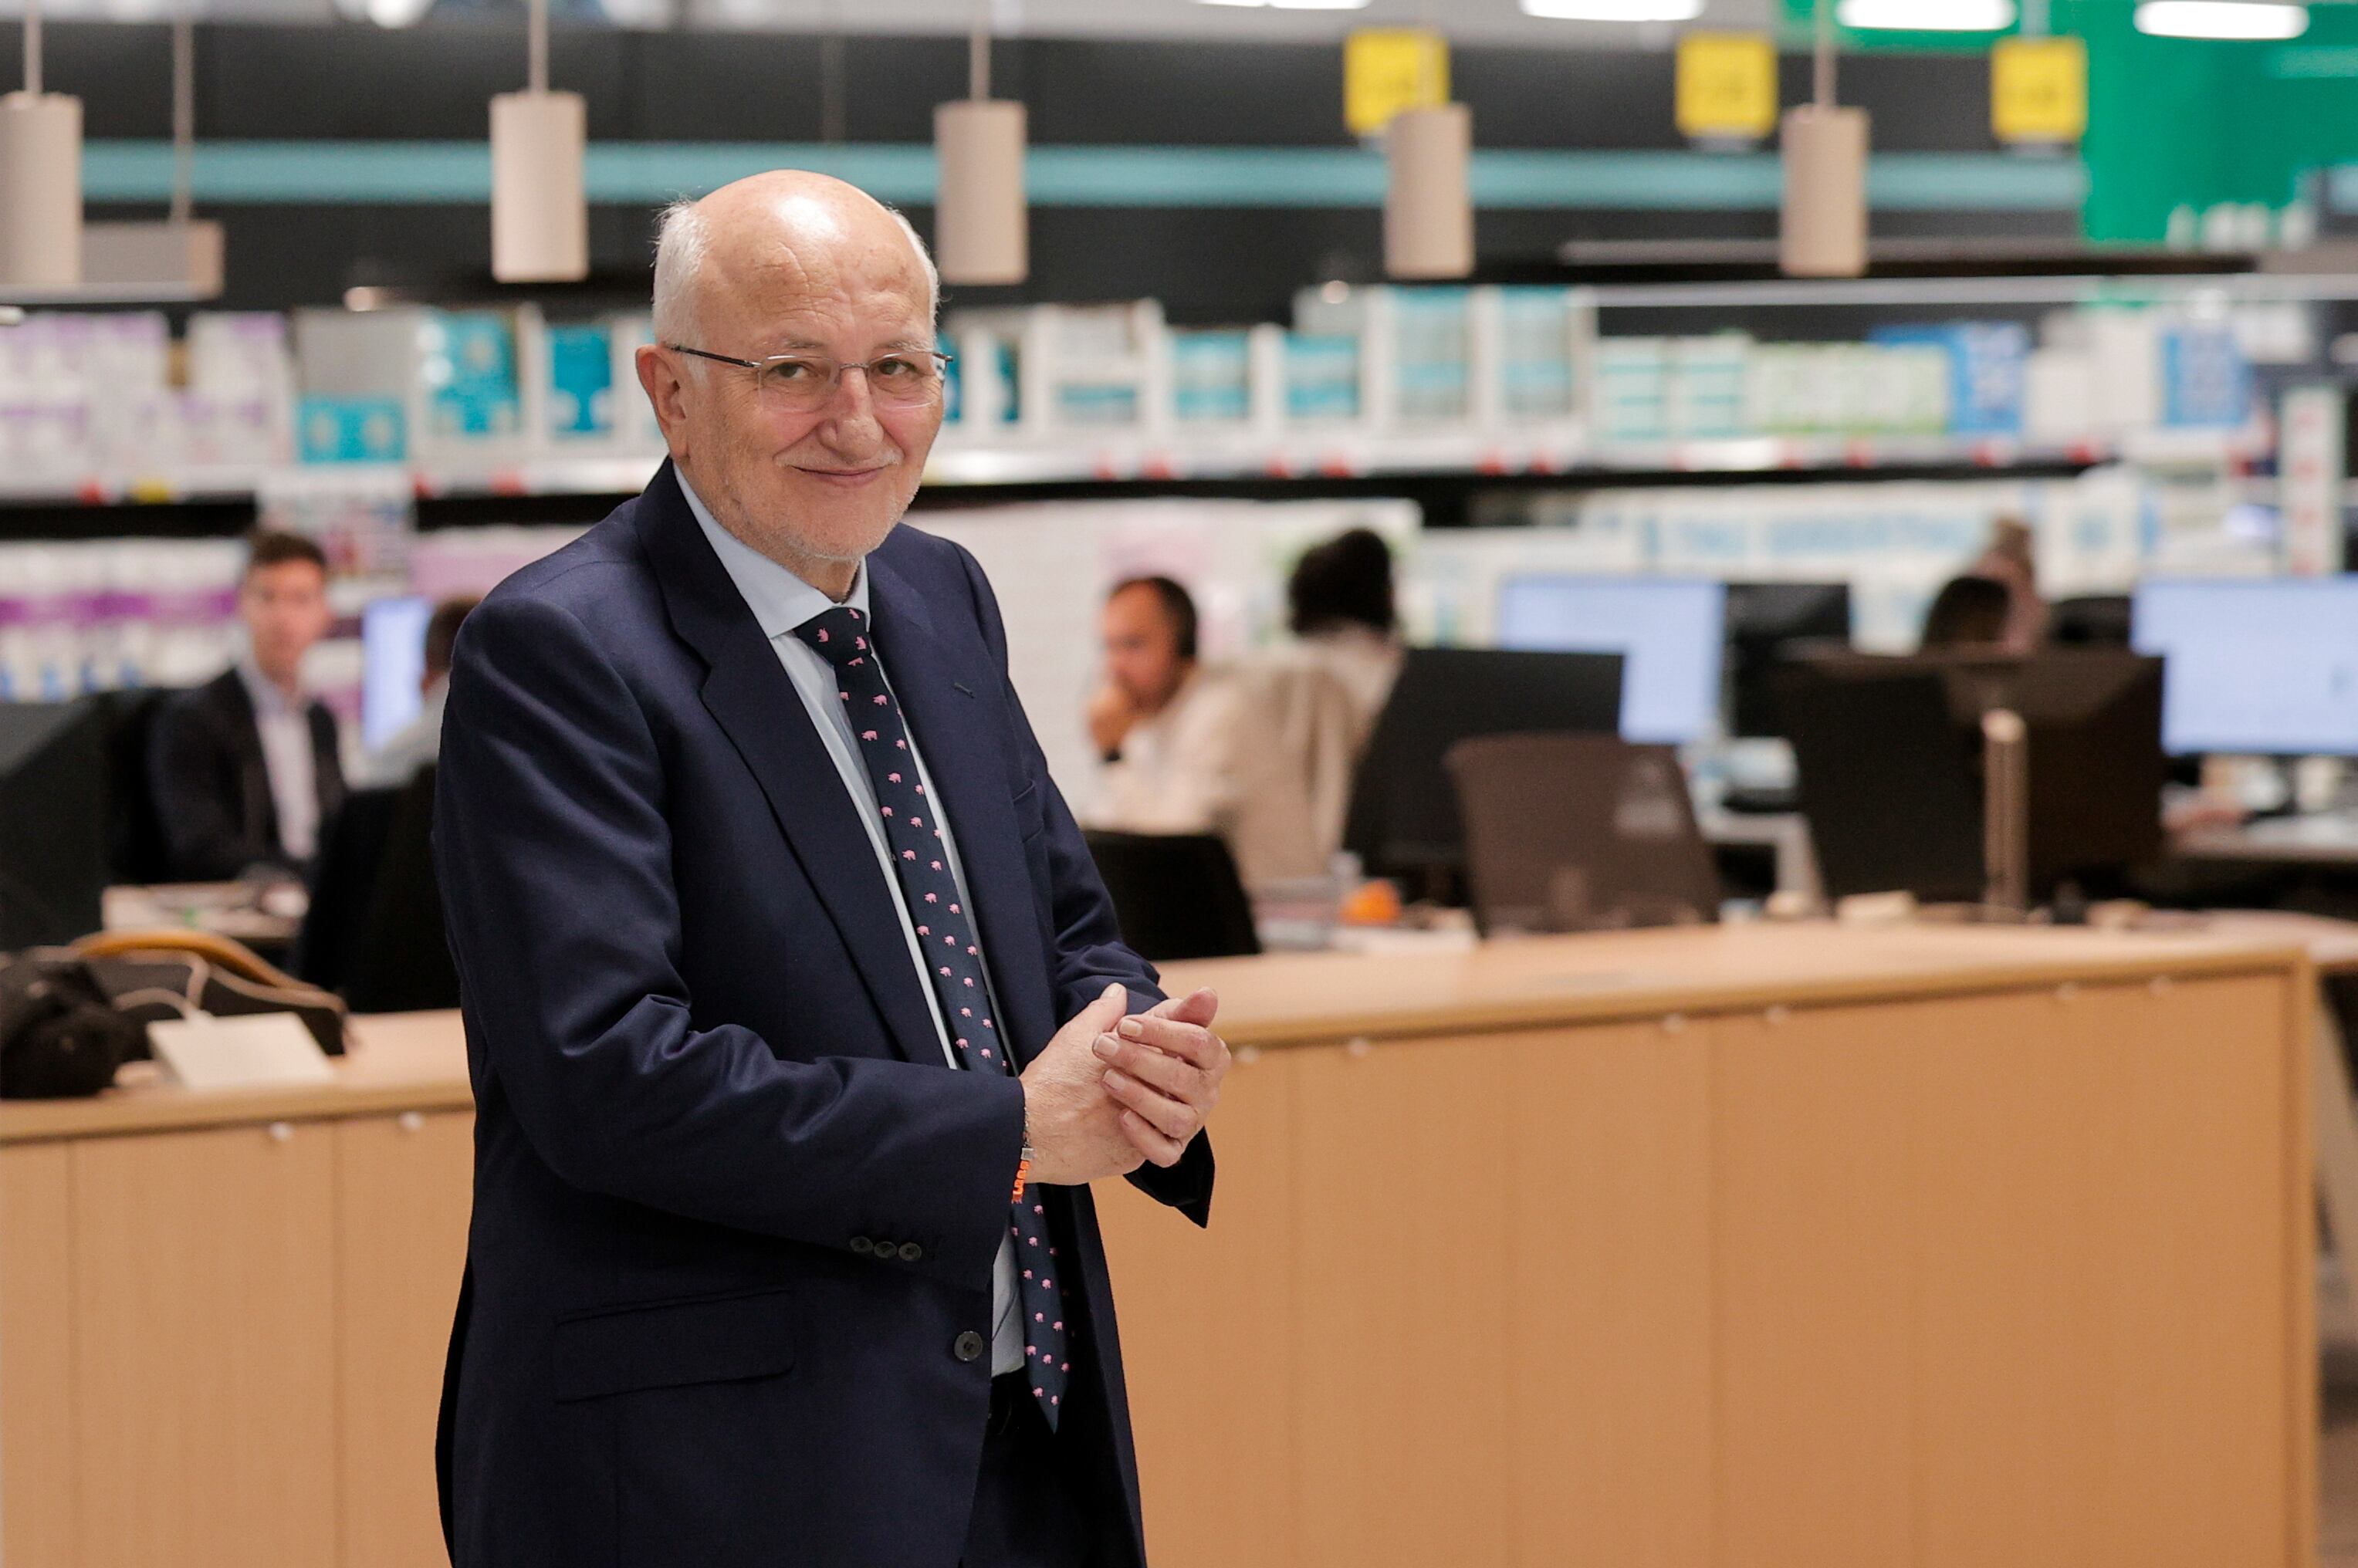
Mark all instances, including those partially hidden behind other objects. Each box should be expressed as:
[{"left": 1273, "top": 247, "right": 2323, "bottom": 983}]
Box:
[{"left": 759, "top": 335, "right": 937, "bottom": 357}]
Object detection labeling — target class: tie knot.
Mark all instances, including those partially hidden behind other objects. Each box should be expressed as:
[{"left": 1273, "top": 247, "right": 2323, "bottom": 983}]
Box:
[{"left": 793, "top": 605, "right": 871, "bottom": 668}]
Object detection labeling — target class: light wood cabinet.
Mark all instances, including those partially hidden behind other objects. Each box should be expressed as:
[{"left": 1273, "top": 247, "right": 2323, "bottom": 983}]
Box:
[
  {"left": 1098, "top": 948, "right": 2316, "bottom": 1568},
  {"left": 1, "top": 1063, "right": 472, "bottom": 1568},
  {"left": 337, "top": 1110, "right": 475, "bottom": 1568},
  {"left": 71, "top": 1121, "right": 340, "bottom": 1568}
]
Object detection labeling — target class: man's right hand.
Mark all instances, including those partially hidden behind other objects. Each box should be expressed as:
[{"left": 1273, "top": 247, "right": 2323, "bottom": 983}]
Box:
[
  {"left": 1087, "top": 684, "right": 1137, "bottom": 757},
  {"left": 1018, "top": 983, "right": 1147, "bottom": 1186}
]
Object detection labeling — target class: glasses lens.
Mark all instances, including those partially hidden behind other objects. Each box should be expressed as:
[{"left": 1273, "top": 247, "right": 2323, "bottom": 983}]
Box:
[
  {"left": 868, "top": 354, "right": 947, "bottom": 404},
  {"left": 757, "top": 357, "right": 830, "bottom": 408}
]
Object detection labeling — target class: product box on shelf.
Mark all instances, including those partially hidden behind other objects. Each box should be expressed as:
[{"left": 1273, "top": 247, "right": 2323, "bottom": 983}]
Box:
[
  {"left": 1870, "top": 322, "right": 2028, "bottom": 437},
  {"left": 546, "top": 322, "right": 615, "bottom": 439}
]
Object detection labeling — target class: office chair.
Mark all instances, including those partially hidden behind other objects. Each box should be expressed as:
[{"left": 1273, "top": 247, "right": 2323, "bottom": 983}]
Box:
[
  {"left": 96, "top": 686, "right": 182, "bottom": 886},
  {"left": 1444, "top": 732, "right": 1720, "bottom": 937},
  {"left": 1082, "top": 830, "right": 1260, "bottom": 961},
  {"left": 343, "top": 765, "right": 459, "bottom": 1014},
  {"left": 294, "top": 785, "right": 401, "bottom": 993}
]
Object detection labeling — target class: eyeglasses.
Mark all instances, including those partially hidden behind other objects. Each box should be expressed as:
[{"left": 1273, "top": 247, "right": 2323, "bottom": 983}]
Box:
[{"left": 667, "top": 343, "right": 953, "bottom": 410}]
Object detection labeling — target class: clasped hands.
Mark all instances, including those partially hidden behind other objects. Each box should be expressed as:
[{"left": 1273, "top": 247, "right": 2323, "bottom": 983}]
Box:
[{"left": 1017, "top": 983, "right": 1227, "bottom": 1185}]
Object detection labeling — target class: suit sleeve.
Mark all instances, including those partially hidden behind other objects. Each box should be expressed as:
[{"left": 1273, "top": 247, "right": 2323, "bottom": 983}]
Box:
[
  {"left": 433, "top": 593, "right": 1024, "bottom": 1286},
  {"left": 147, "top": 691, "right": 257, "bottom": 883},
  {"left": 953, "top": 545, "right": 1215, "bottom": 1225}
]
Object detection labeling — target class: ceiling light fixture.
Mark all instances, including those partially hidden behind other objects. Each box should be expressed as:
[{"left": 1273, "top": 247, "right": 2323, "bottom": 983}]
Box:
[
  {"left": 935, "top": 0, "right": 1029, "bottom": 286},
  {"left": 0, "top": 0, "right": 83, "bottom": 289},
  {"left": 489, "top": 0, "right": 588, "bottom": 282},
  {"left": 1837, "top": 0, "right": 2014, "bottom": 27},
  {"left": 2134, "top": 1, "right": 2309, "bottom": 39},
  {"left": 1520, "top": 0, "right": 1705, "bottom": 19}
]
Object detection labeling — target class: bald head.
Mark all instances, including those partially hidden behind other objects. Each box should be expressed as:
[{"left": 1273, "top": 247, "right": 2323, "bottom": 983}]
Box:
[{"left": 651, "top": 171, "right": 939, "bottom": 349}]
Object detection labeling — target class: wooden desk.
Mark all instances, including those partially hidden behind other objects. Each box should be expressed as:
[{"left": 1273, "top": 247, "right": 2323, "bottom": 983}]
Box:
[{"left": 0, "top": 925, "right": 2319, "bottom": 1568}]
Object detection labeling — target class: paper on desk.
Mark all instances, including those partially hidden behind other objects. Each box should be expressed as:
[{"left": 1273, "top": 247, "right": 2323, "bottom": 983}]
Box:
[{"left": 148, "top": 1012, "right": 337, "bottom": 1091}]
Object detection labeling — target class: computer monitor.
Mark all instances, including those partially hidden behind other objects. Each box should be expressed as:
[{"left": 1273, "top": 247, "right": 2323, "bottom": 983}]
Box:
[
  {"left": 1723, "top": 582, "right": 1852, "bottom": 739},
  {"left": 1342, "top": 647, "right": 1624, "bottom": 884},
  {"left": 0, "top": 700, "right": 108, "bottom": 949},
  {"left": 1494, "top": 576, "right": 1724, "bottom": 745},
  {"left": 2130, "top": 577, "right": 2358, "bottom": 756},
  {"left": 1777, "top": 649, "right": 2163, "bottom": 904},
  {"left": 360, "top": 596, "right": 433, "bottom": 752}
]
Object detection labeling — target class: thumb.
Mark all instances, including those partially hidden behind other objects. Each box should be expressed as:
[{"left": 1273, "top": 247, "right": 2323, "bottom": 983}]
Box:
[
  {"left": 1147, "top": 986, "right": 1219, "bottom": 1026},
  {"left": 1080, "top": 982, "right": 1128, "bottom": 1036}
]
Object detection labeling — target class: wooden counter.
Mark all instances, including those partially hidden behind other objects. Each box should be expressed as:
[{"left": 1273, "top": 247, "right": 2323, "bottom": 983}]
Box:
[{"left": 0, "top": 923, "right": 2320, "bottom": 1568}]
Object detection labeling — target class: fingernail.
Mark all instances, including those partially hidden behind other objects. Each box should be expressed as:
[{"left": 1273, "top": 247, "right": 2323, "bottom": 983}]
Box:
[
  {"left": 1092, "top": 1034, "right": 1118, "bottom": 1059},
  {"left": 1118, "top": 1018, "right": 1143, "bottom": 1039},
  {"left": 1103, "top": 1068, "right": 1131, "bottom": 1091}
]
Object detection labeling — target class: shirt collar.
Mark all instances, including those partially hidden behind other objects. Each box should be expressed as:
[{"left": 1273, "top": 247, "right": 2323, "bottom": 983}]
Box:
[
  {"left": 235, "top": 652, "right": 300, "bottom": 718},
  {"left": 678, "top": 469, "right": 870, "bottom": 642}
]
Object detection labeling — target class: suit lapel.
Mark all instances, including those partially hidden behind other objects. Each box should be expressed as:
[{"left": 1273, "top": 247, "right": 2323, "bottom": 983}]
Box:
[
  {"left": 635, "top": 465, "right": 942, "bottom": 1067},
  {"left": 867, "top": 553, "right": 1057, "bottom": 1070}
]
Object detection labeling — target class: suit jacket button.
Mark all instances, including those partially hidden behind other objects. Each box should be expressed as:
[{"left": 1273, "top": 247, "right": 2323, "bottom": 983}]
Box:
[
  {"left": 898, "top": 1242, "right": 924, "bottom": 1262},
  {"left": 954, "top": 1330, "right": 986, "bottom": 1363},
  {"left": 850, "top": 1236, "right": 874, "bottom": 1255}
]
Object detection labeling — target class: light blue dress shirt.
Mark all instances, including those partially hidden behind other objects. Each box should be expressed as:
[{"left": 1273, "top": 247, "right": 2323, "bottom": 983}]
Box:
[{"left": 682, "top": 476, "right": 1026, "bottom": 1375}]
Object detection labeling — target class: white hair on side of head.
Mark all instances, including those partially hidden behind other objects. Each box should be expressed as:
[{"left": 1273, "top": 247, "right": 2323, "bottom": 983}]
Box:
[
  {"left": 651, "top": 197, "right": 712, "bottom": 348},
  {"left": 649, "top": 188, "right": 942, "bottom": 352},
  {"left": 883, "top": 204, "right": 943, "bottom": 328}
]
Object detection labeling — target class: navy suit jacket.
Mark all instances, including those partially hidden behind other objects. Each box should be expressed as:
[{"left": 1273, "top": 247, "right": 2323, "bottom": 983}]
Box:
[{"left": 431, "top": 461, "right": 1213, "bottom": 1568}]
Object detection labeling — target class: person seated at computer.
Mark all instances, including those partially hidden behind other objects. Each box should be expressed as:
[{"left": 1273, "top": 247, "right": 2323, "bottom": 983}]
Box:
[
  {"left": 1087, "top": 576, "right": 1244, "bottom": 836},
  {"left": 1920, "top": 574, "right": 2013, "bottom": 651},
  {"left": 1969, "top": 515, "right": 2048, "bottom": 653},
  {"left": 359, "top": 595, "right": 479, "bottom": 787},
  {"left": 148, "top": 529, "right": 346, "bottom": 883},
  {"left": 1284, "top": 526, "right": 1403, "bottom": 746}
]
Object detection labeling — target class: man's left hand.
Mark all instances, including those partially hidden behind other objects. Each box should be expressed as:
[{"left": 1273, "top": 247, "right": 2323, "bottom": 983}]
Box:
[{"left": 1091, "top": 987, "right": 1228, "bottom": 1168}]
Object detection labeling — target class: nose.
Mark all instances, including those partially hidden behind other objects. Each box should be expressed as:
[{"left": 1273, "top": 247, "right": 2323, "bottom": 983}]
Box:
[{"left": 816, "top": 363, "right": 885, "bottom": 442}]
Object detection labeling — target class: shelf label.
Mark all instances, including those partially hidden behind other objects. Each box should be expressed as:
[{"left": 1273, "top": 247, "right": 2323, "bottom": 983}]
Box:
[
  {"left": 1345, "top": 29, "right": 1450, "bottom": 138},
  {"left": 1991, "top": 36, "right": 2087, "bottom": 146},
  {"left": 1676, "top": 32, "right": 1778, "bottom": 147}
]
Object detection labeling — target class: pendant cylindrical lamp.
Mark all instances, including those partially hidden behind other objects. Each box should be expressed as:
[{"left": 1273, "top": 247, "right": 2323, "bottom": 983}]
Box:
[
  {"left": 491, "top": 91, "right": 587, "bottom": 282},
  {"left": 1779, "top": 103, "right": 1869, "bottom": 278},
  {"left": 1, "top": 0, "right": 82, "bottom": 291},
  {"left": 1385, "top": 103, "right": 1473, "bottom": 280},
  {"left": 0, "top": 92, "right": 80, "bottom": 289},
  {"left": 935, "top": 98, "right": 1027, "bottom": 286},
  {"left": 490, "top": 0, "right": 586, "bottom": 284}
]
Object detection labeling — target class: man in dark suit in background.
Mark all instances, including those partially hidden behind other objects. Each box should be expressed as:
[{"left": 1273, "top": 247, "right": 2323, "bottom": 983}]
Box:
[
  {"left": 148, "top": 529, "right": 345, "bottom": 882},
  {"left": 432, "top": 171, "right": 1229, "bottom": 1568}
]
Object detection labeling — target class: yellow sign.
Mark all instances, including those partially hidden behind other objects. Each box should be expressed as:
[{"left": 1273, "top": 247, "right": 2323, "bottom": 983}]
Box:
[
  {"left": 1676, "top": 32, "right": 1778, "bottom": 144},
  {"left": 1345, "top": 29, "right": 1450, "bottom": 139},
  {"left": 1991, "top": 35, "right": 2087, "bottom": 145}
]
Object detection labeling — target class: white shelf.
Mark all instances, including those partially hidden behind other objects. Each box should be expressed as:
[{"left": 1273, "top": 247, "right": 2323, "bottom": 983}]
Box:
[{"left": 0, "top": 426, "right": 2266, "bottom": 510}]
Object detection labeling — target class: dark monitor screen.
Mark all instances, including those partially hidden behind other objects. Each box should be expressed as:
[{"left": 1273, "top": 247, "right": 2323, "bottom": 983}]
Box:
[
  {"left": 1343, "top": 647, "right": 1624, "bottom": 881},
  {"left": 1723, "top": 582, "right": 1852, "bottom": 739},
  {"left": 0, "top": 699, "right": 108, "bottom": 950},
  {"left": 1777, "top": 649, "right": 2163, "bottom": 903}
]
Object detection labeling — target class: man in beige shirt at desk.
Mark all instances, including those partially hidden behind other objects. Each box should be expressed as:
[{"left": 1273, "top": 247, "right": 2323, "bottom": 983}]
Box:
[{"left": 1086, "top": 575, "right": 1245, "bottom": 837}]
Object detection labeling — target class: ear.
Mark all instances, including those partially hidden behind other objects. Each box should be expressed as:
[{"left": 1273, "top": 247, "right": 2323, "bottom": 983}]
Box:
[{"left": 635, "top": 343, "right": 693, "bottom": 461}]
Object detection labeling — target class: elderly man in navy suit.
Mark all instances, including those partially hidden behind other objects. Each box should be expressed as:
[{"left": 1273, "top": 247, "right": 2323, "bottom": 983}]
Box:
[{"left": 432, "top": 170, "right": 1227, "bottom": 1568}]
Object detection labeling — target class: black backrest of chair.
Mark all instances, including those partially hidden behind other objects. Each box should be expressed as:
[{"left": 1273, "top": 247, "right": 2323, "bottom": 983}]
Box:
[
  {"left": 1082, "top": 830, "right": 1260, "bottom": 963},
  {"left": 344, "top": 765, "right": 460, "bottom": 1015}
]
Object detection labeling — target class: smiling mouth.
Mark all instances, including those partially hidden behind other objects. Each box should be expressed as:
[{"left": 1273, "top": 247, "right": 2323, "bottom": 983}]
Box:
[{"left": 796, "top": 465, "right": 892, "bottom": 485}]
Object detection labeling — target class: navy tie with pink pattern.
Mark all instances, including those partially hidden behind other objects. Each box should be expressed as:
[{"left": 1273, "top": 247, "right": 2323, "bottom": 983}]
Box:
[{"left": 793, "top": 603, "right": 1070, "bottom": 1428}]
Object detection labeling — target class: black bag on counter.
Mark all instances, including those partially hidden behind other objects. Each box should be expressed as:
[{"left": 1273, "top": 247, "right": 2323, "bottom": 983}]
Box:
[{"left": 0, "top": 955, "right": 144, "bottom": 1100}]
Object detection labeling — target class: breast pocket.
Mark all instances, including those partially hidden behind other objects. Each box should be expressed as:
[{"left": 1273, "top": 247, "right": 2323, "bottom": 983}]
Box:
[{"left": 1011, "top": 777, "right": 1048, "bottom": 844}]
